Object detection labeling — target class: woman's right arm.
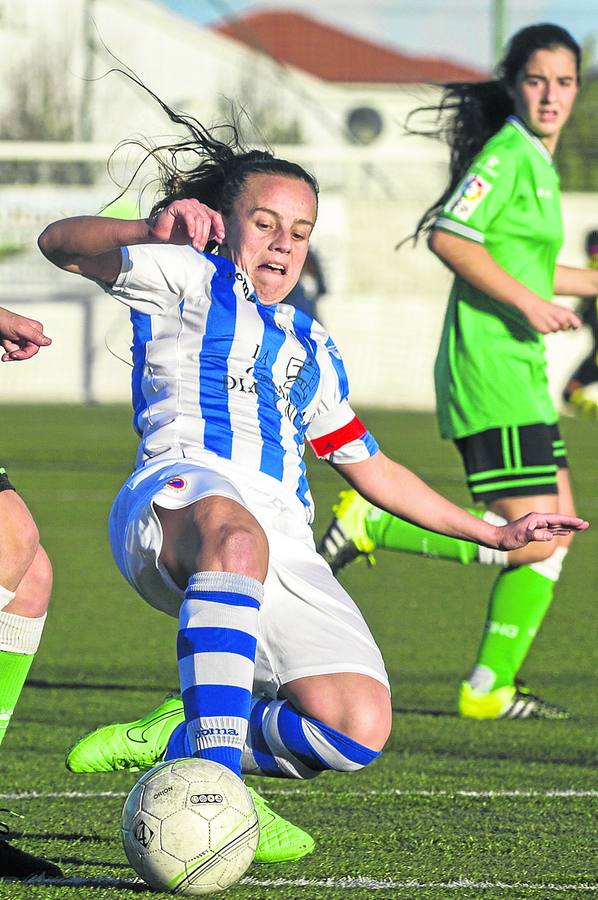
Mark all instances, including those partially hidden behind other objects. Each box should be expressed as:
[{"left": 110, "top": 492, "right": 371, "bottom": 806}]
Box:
[
  {"left": 38, "top": 201, "right": 225, "bottom": 286},
  {"left": 38, "top": 217, "right": 155, "bottom": 285},
  {"left": 429, "top": 228, "right": 581, "bottom": 334}
]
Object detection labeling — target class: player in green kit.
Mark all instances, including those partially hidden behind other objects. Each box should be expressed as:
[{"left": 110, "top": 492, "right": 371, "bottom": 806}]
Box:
[{"left": 319, "top": 24, "right": 598, "bottom": 720}]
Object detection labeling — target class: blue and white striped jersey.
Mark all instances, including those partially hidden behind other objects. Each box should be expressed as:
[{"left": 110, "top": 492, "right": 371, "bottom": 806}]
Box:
[{"left": 108, "top": 243, "right": 378, "bottom": 520}]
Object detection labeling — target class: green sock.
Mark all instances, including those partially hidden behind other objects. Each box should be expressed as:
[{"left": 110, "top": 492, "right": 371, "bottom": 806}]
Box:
[
  {"left": 472, "top": 565, "right": 555, "bottom": 691},
  {"left": 364, "top": 507, "right": 484, "bottom": 564},
  {"left": 0, "top": 650, "right": 34, "bottom": 748}
]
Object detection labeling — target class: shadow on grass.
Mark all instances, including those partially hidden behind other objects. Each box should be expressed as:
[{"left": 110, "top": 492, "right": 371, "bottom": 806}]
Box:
[
  {"left": 28, "top": 680, "right": 177, "bottom": 694},
  {"left": 393, "top": 705, "right": 457, "bottom": 717}
]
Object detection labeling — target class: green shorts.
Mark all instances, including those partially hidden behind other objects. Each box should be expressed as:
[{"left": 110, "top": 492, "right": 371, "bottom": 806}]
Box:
[{"left": 455, "top": 423, "right": 567, "bottom": 503}]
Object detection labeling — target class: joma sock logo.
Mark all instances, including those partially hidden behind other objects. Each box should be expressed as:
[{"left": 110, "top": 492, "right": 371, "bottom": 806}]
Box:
[{"left": 199, "top": 727, "right": 239, "bottom": 736}]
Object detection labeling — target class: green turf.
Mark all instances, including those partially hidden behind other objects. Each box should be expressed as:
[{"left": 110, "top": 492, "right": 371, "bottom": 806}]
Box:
[{"left": 0, "top": 405, "right": 596, "bottom": 898}]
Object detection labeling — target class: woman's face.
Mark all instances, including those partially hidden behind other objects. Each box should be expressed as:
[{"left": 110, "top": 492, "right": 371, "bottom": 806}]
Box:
[
  {"left": 511, "top": 46, "right": 579, "bottom": 153},
  {"left": 223, "top": 172, "right": 317, "bottom": 305}
]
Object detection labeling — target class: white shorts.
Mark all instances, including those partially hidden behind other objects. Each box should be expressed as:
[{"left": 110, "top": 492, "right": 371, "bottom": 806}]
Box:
[{"left": 109, "top": 459, "right": 389, "bottom": 698}]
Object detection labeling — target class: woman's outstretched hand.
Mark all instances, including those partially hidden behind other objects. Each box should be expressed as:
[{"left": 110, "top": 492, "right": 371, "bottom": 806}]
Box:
[
  {"left": 494, "top": 512, "right": 589, "bottom": 550},
  {"left": 148, "top": 199, "right": 225, "bottom": 252}
]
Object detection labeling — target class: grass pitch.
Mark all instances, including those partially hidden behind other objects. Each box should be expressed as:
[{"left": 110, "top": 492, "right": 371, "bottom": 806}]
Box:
[{"left": 0, "top": 405, "right": 596, "bottom": 899}]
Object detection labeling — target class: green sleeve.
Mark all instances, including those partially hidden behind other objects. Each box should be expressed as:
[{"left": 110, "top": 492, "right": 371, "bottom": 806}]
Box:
[{"left": 434, "top": 146, "right": 517, "bottom": 244}]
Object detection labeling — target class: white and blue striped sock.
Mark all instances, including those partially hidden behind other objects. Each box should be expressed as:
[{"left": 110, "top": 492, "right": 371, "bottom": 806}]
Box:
[
  {"left": 177, "top": 571, "right": 263, "bottom": 778},
  {"left": 242, "top": 698, "right": 381, "bottom": 778},
  {"left": 166, "top": 696, "right": 380, "bottom": 779}
]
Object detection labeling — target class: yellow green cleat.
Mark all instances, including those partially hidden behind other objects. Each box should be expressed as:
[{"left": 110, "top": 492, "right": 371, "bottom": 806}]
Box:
[
  {"left": 248, "top": 787, "right": 315, "bottom": 863},
  {"left": 317, "top": 489, "right": 376, "bottom": 574},
  {"left": 458, "top": 681, "right": 571, "bottom": 720},
  {"left": 65, "top": 694, "right": 185, "bottom": 773}
]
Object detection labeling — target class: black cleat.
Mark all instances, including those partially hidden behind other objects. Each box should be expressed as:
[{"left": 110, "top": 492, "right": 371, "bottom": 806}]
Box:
[
  {"left": 501, "top": 683, "right": 571, "bottom": 720},
  {"left": 0, "top": 837, "right": 63, "bottom": 880}
]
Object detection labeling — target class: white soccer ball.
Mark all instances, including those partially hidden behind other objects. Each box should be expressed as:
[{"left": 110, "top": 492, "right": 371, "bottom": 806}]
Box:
[{"left": 121, "top": 757, "right": 259, "bottom": 895}]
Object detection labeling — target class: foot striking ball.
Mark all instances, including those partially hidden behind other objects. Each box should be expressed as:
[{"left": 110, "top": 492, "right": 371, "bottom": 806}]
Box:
[{"left": 121, "top": 758, "right": 259, "bottom": 895}]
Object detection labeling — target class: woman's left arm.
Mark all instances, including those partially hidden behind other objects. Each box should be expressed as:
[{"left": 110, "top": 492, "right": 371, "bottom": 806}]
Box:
[
  {"left": 554, "top": 264, "right": 598, "bottom": 296},
  {"left": 331, "top": 451, "right": 588, "bottom": 551}
]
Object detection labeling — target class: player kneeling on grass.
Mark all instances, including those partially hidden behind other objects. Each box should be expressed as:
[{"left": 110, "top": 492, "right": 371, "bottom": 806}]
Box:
[{"left": 38, "top": 87, "right": 589, "bottom": 864}]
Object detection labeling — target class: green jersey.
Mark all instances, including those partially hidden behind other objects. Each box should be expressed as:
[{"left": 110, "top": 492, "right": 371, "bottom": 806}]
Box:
[{"left": 433, "top": 115, "right": 563, "bottom": 439}]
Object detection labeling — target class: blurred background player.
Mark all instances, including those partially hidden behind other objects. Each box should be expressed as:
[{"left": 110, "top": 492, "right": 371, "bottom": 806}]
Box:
[
  {"left": 319, "top": 24, "right": 597, "bottom": 721},
  {"left": 284, "top": 247, "right": 327, "bottom": 322},
  {"left": 0, "top": 306, "right": 61, "bottom": 879},
  {"left": 562, "top": 228, "right": 598, "bottom": 418}
]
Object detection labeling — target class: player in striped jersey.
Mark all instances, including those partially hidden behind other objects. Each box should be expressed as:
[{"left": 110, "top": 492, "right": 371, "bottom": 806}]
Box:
[{"left": 39, "top": 103, "right": 588, "bottom": 861}]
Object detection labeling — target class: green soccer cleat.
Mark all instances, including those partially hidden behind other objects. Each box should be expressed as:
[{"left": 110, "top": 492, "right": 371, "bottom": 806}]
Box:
[
  {"left": 65, "top": 694, "right": 185, "bottom": 773},
  {"left": 247, "top": 787, "right": 315, "bottom": 863},
  {"left": 458, "top": 681, "right": 571, "bottom": 720},
  {"left": 317, "top": 489, "right": 376, "bottom": 574}
]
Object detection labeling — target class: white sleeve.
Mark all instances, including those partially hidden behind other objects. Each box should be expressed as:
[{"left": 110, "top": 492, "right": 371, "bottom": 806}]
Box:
[
  {"left": 306, "top": 336, "right": 379, "bottom": 463},
  {"left": 106, "top": 244, "right": 206, "bottom": 314}
]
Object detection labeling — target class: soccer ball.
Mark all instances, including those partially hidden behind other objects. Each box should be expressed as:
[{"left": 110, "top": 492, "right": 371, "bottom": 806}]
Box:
[{"left": 121, "top": 758, "right": 259, "bottom": 895}]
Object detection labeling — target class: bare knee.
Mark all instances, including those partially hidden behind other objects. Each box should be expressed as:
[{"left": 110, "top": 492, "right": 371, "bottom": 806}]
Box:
[
  {"left": 282, "top": 673, "right": 392, "bottom": 751},
  {"left": 342, "top": 695, "right": 392, "bottom": 751},
  {"left": 157, "top": 498, "right": 269, "bottom": 587},
  {"left": 6, "top": 545, "right": 53, "bottom": 617},
  {"left": 508, "top": 538, "right": 559, "bottom": 567},
  {"left": 211, "top": 521, "right": 268, "bottom": 578}
]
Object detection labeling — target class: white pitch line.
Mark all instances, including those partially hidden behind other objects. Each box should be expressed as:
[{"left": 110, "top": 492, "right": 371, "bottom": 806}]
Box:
[
  {"left": 2, "top": 788, "right": 598, "bottom": 800},
  {"left": 242, "top": 877, "right": 598, "bottom": 892},
  {"left": 259, "top": 788, "right": 598, "bottom": 799},
  {"left": 6, "top": 874, "right": 598, "bottom": 893}
]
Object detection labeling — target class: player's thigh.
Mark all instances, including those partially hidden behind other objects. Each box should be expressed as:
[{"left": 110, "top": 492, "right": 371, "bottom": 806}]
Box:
[
  {"left": 0, "top": 477, "right": 39, "bottom": 588},
  {"left": 109, "top": 462, "right": 259, "bottom": 615}
]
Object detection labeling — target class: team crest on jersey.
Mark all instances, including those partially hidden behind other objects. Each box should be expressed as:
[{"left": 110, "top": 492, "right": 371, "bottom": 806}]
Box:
[
  {"left": 448, "top": 173, "right": 493, "bottom": 221},
  {"left": 166, "top": 477, "right": 187, "bottom": 492}
]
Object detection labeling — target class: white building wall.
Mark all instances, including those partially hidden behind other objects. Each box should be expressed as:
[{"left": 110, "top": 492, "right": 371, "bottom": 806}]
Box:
[{"left": 0, "top": 0, "right": 429, "bottom": 152}]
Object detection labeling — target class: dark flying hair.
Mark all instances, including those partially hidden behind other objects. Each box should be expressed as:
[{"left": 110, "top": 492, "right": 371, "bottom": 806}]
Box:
[
  {"left": 405, "top": 23, "right": 581, "bottom": 242},
  {"left": 108, "top": 70, "right": 319, "bottom": 251}
]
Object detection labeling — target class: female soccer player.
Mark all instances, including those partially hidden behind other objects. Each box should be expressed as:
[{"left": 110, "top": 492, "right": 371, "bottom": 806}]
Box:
[
  {"left": 320, "top": 24, "right": 596, "bottom": 721},
  {"left": 0, "top": 307, "right": 61, "bottom": 879},
  {"left": 39, "top": 97, "right": 587, "bottom": 860}
]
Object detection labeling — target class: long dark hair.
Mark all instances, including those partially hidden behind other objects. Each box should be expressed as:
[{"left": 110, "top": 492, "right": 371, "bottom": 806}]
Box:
[
  {"left": 406, "top": 23, "right": 581, "bottom": 241},
  {"left": 108, "top": 70, "right": 319, "bottom": 251}
]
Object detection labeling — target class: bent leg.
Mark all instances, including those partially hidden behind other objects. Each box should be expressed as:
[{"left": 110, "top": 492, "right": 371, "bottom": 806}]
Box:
[
  {"left": 238, "top": 674, "right": 391, "bottom": 780},
  {"left": 167, "top": 673, "right": 391, "bottom": 780},
  {"left": 281, "top": 672, "right": 392, "bottom": 751}
]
